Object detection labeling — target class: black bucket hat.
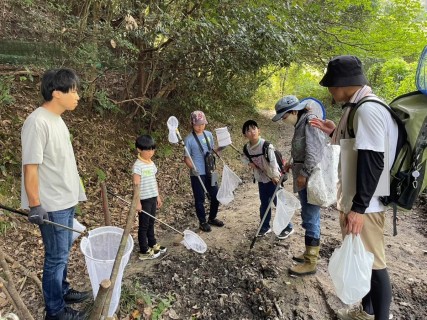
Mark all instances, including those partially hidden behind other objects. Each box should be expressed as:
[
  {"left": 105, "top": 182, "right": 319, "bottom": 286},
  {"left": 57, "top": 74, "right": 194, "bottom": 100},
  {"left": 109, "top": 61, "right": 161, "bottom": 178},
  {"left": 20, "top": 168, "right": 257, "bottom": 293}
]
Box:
[{"left": 319, "top": 55, "right": 368, "bottom": 87}]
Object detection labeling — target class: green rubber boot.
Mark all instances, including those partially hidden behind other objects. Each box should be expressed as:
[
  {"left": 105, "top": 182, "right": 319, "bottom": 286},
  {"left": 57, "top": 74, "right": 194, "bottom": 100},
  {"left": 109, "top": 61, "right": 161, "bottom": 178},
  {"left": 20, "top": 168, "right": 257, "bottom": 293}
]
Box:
[{"left": 289, "top": 246, "right": 320, "bottom": 276}]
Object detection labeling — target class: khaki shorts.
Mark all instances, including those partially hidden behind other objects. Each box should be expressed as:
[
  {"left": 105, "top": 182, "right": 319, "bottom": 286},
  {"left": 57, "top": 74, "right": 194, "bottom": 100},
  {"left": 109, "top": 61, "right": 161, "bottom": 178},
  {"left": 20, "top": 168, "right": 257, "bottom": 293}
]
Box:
[{"left": 339, "top": 211, "right": 386, "bottom": 269}]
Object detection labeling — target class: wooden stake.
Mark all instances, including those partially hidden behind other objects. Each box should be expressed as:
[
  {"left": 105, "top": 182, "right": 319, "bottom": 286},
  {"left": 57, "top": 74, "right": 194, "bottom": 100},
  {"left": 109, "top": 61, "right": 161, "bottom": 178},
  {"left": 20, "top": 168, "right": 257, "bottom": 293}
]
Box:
[
  {"left": 3, "top": 252, "right": 42, "bottom": 293},
  {"left": 100, "top": 184, "right": 139, "bottom": 317},
  {"left": 100, "top": 182, "right": 111, "bottom": 226},
  {"left": 0, "top": 248, "right": 35, "bottom": 320},
  {"left": 88, "top": 279, "right": 111, "bottom": 320}
]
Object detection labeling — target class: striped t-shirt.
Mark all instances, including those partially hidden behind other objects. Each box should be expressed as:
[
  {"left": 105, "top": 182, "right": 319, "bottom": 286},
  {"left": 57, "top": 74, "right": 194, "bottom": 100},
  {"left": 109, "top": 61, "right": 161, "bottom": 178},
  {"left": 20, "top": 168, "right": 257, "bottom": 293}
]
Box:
[{"left": 132, "top": 158, "right": 158, "bottom": 200}]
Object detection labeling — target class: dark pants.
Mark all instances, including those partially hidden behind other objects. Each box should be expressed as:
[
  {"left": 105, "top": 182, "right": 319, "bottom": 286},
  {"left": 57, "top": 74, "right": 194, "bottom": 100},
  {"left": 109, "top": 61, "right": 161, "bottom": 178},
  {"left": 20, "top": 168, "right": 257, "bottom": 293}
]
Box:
[
  {"left": 362, "top": 268, "right": 392, "bottom": 320},
  {"left": 190, "top": 175, "right": 219, "bottom": 224},
  {"left": 138, "top": 197, "right": 157, "bottom": 253}
]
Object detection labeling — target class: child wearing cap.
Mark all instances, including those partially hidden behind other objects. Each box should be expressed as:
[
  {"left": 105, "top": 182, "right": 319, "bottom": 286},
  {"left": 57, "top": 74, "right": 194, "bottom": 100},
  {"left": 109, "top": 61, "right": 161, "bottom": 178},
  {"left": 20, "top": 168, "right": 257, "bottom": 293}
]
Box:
[
  {"left": 272, "top": 95, "right": 326, "bottom": 276},
  {"left": 241, "top": 120, "right": 294, "bottom": 238},
  {"left": 133, "top": 134, "right": 167, "bottom": 260},
  {"left": 184, "top": 111, "right": 224, "bottom": 232}
]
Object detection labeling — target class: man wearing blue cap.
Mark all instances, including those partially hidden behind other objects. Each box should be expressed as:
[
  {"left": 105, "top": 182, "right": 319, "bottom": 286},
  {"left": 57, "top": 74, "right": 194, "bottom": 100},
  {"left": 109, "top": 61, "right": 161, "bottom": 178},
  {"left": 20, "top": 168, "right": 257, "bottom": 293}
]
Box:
[
  {"left": 272, "top": 95, "right": 327, "bottom": 276},
  {"left": 311, "top": 55, "right": 398, "bottom": 320}
]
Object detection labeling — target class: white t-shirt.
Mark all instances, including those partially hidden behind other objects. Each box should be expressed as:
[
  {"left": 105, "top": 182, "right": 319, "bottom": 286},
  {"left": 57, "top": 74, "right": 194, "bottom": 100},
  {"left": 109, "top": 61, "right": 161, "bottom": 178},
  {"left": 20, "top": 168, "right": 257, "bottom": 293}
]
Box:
[
  {"left": 132, "top": 158, "right": 159, "bottom": 200},
  {"left": 353, "top": 101, "right": 399, "bottom": 213},
  {"left": 21, "top": 107, "right": 86, "bottom": 211},
  {"left": 242, "top": 138, "right": 280, "bottom": 183}
]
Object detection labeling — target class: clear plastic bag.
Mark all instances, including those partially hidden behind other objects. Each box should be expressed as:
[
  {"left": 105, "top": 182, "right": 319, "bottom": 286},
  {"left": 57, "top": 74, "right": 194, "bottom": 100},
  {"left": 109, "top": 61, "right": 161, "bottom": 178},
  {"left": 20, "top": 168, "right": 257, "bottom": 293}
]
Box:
[
  {"left": 217, "top": 165, "right": 242, "bottom": 205},
  {"left": 307, "top": 144, "right": 340, "bottom": 207},
  {"left": 272, "top": 189, "right": 301, "bottom": 235},
  {"left": 328, "top": 234, "right": 374, "bottom": 305}
]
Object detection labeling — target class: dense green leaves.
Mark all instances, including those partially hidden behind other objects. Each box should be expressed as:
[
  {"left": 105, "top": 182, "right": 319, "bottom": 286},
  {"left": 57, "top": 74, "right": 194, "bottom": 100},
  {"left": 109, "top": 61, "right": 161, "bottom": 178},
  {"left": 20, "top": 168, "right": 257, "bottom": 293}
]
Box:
[{"left": 2, "top": 0, "right": 426, "bottom": 122}]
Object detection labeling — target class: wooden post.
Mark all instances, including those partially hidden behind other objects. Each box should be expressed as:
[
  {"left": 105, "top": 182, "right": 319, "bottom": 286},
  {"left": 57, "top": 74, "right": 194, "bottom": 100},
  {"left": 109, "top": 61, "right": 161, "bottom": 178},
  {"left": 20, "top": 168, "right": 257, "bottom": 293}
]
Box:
[
  {"left": 100, "top": 184, "right": 139, "bottom": 317},
  {"left": 0, "top": 248, "right": 34, "bottom": 320},
  {"left": 100, "top": 182, "right": 111, "bottom": 226},
  {"left": 88, "top": 279, "right": 111, "bottom": 320}
]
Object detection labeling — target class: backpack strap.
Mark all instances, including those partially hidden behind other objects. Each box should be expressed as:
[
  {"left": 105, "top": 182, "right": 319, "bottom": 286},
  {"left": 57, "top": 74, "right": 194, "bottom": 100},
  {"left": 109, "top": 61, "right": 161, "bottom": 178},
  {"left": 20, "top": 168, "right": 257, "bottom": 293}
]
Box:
[
  {"left": 262, "top": 141, "right": 272, "bottom": 162},
  {"left": 347, "top": 96, "right": 407, "bottom": 166},
  {"left": 243, "top": 143, "right": 264, "bottom": 161}
]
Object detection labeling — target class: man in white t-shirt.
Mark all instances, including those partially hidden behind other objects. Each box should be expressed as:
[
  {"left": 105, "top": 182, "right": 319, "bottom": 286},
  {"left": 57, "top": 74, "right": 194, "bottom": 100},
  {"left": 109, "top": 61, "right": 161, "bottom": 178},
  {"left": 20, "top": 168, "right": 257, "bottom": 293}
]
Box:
[
  {"left": 311, "top": 56, "right": 398, "bottom": 320},
  {"left": 21, "top": 69, "right": 89, "bottom": 320}
]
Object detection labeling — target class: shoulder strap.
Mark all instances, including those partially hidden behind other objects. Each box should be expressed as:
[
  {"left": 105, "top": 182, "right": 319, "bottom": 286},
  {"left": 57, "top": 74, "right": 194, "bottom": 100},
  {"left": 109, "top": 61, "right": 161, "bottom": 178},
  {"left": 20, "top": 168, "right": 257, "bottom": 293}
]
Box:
[
  {"left": 243, "top": 142, "right": 264, "bottom": 161},
  {"left": 347, "top": 97, "right": 408, "bottom": 165},
  {"left": 243, "top": 144, "right": 252, "bottom": 162},
  {"left": 192, "top": 131, "right": 205, "bottom": 156},
  {"left": 262, "top": 141, "right": 271, "bottom": 162},
  {"left": 203, "top": 131, "right": 212, "bottom": 151},
  {"left": 348, "top": 97, "right": 406, "bottom": 139}
]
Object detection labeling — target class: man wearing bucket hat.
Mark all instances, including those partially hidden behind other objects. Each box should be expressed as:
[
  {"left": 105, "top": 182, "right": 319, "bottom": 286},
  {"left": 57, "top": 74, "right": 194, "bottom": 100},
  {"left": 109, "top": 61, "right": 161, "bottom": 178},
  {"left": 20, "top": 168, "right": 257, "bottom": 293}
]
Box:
[
  {"left": 272, "top": 95, "right": 327, "bottom": 276},
  {"left": 21, "top": 69, "right": 90, "bottom": 319},
  {"left": 311, "top": 55, "right": 398, "bottom": 320},
  {"left": 184, "top": 110, "right": 224, "bottom": 232}
]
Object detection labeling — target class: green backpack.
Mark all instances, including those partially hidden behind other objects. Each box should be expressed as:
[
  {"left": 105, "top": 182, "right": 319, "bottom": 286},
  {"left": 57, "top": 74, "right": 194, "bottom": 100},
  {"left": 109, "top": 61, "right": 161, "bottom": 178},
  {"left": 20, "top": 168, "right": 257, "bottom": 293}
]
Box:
[{"left": 347, "top": 92, "right": 427, "bottom": 235}]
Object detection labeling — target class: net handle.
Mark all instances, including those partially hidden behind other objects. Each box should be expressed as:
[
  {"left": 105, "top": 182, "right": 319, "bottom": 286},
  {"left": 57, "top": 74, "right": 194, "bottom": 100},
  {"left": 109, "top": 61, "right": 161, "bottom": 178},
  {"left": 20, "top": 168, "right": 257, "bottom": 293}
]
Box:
[{"left": 107, "top": 190, "right": 183, "bottom": 235}]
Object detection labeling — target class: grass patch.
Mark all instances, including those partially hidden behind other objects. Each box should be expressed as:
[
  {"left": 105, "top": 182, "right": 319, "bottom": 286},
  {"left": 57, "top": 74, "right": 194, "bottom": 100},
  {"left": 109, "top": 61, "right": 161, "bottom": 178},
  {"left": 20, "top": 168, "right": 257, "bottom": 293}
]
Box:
[{"left": 120, "top": 280, "right": 175, "bottom": 319}]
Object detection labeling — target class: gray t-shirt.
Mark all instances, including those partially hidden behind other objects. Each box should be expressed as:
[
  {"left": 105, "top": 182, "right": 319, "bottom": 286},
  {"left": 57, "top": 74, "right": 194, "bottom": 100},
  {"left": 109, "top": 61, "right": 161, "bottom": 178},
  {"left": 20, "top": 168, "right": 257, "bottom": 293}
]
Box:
[{"left": 21, "top": 107, "right": 86, "bottom": 211}]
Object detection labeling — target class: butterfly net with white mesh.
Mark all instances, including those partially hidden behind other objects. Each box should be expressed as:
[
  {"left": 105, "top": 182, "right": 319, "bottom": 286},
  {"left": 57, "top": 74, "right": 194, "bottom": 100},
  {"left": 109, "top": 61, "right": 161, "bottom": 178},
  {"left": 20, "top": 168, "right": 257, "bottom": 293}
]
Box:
[{"left": 181, "top": 230, "right": 207, "bottom": 253}]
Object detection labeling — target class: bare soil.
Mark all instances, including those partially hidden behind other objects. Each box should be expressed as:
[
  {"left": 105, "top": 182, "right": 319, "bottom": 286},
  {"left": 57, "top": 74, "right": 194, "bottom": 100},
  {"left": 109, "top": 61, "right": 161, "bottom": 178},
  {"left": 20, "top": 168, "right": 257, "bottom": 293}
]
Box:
[{"left": 0, "top": 90, "right": 426, "bottom": 320}]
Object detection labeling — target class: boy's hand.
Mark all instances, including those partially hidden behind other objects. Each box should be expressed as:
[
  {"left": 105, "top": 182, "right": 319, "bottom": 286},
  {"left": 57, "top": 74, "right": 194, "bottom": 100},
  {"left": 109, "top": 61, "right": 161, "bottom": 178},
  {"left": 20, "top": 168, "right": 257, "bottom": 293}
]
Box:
[
  {"left": 271, "top": 177, "right": 280, "bottom": 185},
  {"left": 157, "top": 196, "right": 163, "bottom": 208},
  {"left": 191, "top": 168, "right": 200, "bottom": 176},
  {"left": 296, "top": 175, "right": 307, "bottom": 189},
  {"left": 136, "top": 202, "right": 142, "bottom": 212}
]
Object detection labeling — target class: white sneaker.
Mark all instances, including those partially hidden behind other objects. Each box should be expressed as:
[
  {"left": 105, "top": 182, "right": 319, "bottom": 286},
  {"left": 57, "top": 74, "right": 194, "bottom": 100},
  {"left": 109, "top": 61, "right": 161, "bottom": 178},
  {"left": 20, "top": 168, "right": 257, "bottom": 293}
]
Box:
[
  {"left": 151, "top": 243, "right": 167, "bottom": 253},
  {"left": 337, "top": 305, "right": 374, "bottom": 320},
  {"left": 139, "top": 248, "right": 160, "bottom": 260},
  {"left": 257, "top": 228, "right": 272, "bottom": 237}
]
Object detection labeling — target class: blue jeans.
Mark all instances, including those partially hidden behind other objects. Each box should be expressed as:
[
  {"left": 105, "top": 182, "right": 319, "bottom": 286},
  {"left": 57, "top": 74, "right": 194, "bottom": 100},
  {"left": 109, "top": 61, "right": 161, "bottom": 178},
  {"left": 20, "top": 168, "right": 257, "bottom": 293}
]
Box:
[
  {"left": 39, "top": 206, "right": 75, "bottom": 316},
  {"left": 298, "top": 188, "right": 321, "bottom": 240},
  {"left": 190, "top": 175, "right": 219, "bottom": 224},
  {"left": 259, "top": 181, "right": 293, "bottom": 232}
]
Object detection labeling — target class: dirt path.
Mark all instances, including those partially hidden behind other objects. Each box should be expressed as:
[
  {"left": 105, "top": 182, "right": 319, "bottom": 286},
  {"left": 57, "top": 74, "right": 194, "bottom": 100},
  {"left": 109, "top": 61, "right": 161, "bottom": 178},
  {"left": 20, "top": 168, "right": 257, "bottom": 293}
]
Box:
[
  {"left": 122, "top": 115, "right": 427, "bottom": 320},
  {"left": 1, "top": 108, "right": 425, "bottom": 320}
]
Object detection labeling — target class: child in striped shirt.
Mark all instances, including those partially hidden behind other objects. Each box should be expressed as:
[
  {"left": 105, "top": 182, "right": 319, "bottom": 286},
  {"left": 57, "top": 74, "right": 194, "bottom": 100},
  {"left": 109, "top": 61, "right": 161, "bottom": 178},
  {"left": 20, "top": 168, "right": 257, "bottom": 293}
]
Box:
[{"left": 133, "top": 135, "right": 167, "bottom": 260}]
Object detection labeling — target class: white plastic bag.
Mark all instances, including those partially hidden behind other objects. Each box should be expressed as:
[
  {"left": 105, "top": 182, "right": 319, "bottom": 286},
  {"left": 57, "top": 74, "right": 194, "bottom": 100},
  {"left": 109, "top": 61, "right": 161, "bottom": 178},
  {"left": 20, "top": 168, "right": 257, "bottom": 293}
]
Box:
[
  {"left": 272, "top": 189, "right": 301, "bottom": 236},
  {"left": 307, "top": 144, "right": 340, "bottom": 207},
  {"left": 72, "top": 218, "right": 86, "bottom": 242},
  {"left": 328, "top": 234, "right": 374, "bottom": 305},
  {"left": 217, "top": 165, "right": 242, "bottom": 205}
]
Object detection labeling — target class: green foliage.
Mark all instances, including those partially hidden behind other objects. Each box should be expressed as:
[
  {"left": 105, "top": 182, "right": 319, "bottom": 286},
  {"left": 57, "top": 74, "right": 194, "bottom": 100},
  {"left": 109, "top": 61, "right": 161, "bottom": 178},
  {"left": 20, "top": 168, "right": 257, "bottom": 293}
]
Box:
[
  {"left": 155, "top": 144, "right": 174, "bottom": 159},
  {"left": 94, "top": 89, "right": 119, "bottom": 113},
  {"left": 367, "top": 58, "right": 417, "bottom": 102},
  {"left": 120, "top": 280, "right": 175, "bottom": 319},
  {"left": 0, "top": 76, "right": 15, "bottom": 107},
  {"left": 95, "top": 168, "right": 107, "bottom": 182},
  {"left": 254, "top": 64, "right": 330, "bottom": 111},
  {"left": 0, "top": 219, "right": 13, "bottom": 236}
]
